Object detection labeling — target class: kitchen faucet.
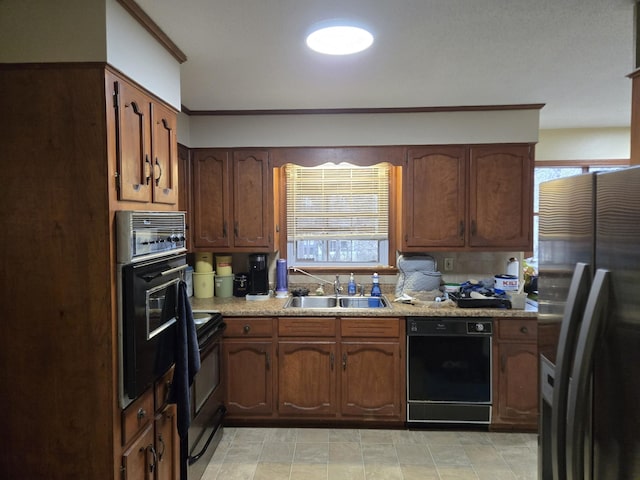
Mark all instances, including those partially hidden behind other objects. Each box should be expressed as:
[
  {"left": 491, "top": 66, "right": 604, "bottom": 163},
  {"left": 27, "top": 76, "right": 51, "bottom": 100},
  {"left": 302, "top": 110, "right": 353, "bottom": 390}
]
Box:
[{"left": 290, "top": 267, "right": 343, "bottom": 297}]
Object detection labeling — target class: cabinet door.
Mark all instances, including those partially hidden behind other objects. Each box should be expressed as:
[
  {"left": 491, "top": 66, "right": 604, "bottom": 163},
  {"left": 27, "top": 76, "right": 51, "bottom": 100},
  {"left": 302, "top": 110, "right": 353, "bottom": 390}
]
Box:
[
  {"left": 469, "top": 145, "right": 533, "bottom": 248},
  {"left": 223, "top": 340, "right": 273, "bottom": 415},
  {"left": 232, "top": 150, "right": 273, "bottom": 248},
  {"left": 278, "top": 341, "right": 337, "bottom": 416},
  {"left": 151, "top": 102, "right": 178, "bottom": 205},
  {"left": 192, "top": 149, "right": 232, "bottom": 249},
  {"left": 121, "top": 422, "right": 155, "bottom": 480},
  {"left": 113, "top": 78, "right": 152, "bottom": 203},
  {"left": 155, "top": 404, "right": 179, "bottom": 480},
  {"left": 403, "top": 147, "right": 466, "bottom": 249},
  {"left": 494, "top": 342, "right": 538, "bottom": 425},
  {"left": 340, "top": 341, "right": 403, "bottom": 418}
]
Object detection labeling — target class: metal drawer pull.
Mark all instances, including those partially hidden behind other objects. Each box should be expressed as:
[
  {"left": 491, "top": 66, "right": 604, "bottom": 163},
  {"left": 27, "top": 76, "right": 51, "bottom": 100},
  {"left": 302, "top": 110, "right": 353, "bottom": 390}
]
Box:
[
  {"left": 137, "top": 408, "right": 146, "bottom": 420},
  {"left": 520, "top": 326, "right": 528, "bottom": 334}
]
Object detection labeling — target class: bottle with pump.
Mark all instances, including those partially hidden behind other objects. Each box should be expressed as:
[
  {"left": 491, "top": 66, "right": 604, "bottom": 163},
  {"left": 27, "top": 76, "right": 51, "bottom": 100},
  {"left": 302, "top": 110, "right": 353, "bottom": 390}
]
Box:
[
  {"left": 347, "top": 273, "right": 356, "bottom": 296},
  {"left": 370, "top": 273, "right": 382, "bottom": 297}
]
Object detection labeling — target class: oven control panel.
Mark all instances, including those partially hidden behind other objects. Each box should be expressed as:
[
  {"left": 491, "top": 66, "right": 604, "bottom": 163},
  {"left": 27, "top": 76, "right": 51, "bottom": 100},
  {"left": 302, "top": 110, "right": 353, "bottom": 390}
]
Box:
[{"left": 116, "top": 211, "right": 187, "bottom": 263}]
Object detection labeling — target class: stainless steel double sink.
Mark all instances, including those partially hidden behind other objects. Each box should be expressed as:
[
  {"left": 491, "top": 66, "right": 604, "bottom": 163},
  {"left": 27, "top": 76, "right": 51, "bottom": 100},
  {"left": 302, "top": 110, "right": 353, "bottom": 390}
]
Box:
[{"left": 283, "top": 295, "right": 390, "bottom": 309}]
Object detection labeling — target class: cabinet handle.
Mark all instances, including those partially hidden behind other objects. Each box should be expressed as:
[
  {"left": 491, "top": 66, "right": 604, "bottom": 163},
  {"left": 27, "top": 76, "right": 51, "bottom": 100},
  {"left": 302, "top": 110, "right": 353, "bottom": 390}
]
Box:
[
  {"left": 141, "top": 444, "right": 157, "bottom": 473},
  {"left": 265, "top": 352, "right": 271, "bottom": 370},
  {"left": 137, "top": 408, "right": 146, "bottom": 420},
  {"left": 520, "top": 326, "right": 528, "bottom": 334},
  {"left": 342, "top": 353, "right": 347, "bottom": 371},
  {"left": 157, "top": 434, "right": 166, "bottom": 461},
  {"left": 154, "top": 158, "right": 162, "bottom": 186},
  {"left": 144, "top": 155, "right": 152, "bottom": 185},
  {"left": 234, "top": 221, "right": 239, "bottom": 238},
  {"left": 243, "top": 324, "right": 251, "bottom": 334},
  {"left": 330, "top": 352, "right": 334, "bottom": 370}
]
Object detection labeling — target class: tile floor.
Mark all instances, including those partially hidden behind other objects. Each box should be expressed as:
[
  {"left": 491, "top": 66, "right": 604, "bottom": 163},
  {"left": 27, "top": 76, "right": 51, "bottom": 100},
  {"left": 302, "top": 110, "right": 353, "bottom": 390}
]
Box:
[{"left": 201, "top": 427, "right": 538, "bottom": 480}]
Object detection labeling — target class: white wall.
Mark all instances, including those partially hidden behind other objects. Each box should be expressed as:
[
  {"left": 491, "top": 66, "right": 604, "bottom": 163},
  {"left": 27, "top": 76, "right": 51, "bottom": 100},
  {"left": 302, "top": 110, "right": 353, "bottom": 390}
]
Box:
[
  {"left": 182, "top": 109, "right": 540, "bottom": 147},
  {"left": 536, "top": 127, "right": 630, "bottom": 161},
  {"left": 0, "top": 0, "right": 181, "bottom": 109}
]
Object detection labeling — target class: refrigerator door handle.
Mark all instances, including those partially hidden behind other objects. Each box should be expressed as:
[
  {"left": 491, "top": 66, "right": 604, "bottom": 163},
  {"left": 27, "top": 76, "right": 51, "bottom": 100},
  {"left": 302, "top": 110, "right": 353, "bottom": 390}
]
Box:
[
  {"left": 551, "top": 262, "right": 592, "bottom": 480},
  {"left": 566, "top": 269, "right": 610, "bottom": 480}
]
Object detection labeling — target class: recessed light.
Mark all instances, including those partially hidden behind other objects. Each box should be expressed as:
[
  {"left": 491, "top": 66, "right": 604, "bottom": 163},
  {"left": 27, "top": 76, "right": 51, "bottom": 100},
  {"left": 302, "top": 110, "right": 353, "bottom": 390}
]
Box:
[{"left": 306, "top": 23, "right": 374, "bottom": 55}]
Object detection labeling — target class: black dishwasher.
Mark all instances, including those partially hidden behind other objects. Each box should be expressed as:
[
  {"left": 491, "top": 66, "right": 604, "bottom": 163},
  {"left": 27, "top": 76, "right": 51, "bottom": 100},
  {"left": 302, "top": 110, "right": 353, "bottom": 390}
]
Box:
[{"left": 407, "top": 317, "right": 493, "bottom": 425}]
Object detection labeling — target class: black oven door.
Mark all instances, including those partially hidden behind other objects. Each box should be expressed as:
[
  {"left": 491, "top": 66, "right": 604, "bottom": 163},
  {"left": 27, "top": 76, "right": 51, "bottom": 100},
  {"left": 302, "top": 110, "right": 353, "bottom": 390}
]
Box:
[{"left": 122, "top": 254, "right": 186, "bottom": 402}]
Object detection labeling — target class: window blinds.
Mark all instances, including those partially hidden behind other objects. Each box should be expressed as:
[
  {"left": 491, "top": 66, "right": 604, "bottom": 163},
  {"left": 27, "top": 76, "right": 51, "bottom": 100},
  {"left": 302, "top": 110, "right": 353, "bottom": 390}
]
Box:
[{"left": 285, "top": 163, "right": 390, "bottom": 240}]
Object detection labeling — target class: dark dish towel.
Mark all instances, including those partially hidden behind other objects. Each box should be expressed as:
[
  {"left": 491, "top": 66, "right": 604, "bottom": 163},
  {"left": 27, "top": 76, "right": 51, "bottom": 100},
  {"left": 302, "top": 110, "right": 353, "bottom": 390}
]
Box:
[{"left": 169, "top": 280, "right": 201, "bottom": 438}]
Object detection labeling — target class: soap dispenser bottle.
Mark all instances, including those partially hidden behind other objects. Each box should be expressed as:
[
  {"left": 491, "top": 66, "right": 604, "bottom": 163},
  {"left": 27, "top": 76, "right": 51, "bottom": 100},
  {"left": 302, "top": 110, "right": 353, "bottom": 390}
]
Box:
[
  {"left": 370, "top": 273, "right": 382, "bottom": 297},
  {"left": 347, "top": 273, "right": 357, "bottom": 296}
]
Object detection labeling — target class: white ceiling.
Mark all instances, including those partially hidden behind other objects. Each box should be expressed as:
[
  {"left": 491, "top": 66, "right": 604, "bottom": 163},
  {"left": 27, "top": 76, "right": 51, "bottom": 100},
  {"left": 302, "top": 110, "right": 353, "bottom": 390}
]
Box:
[{"left": 136, "top": 0, "right": 637, "bottom": 130}]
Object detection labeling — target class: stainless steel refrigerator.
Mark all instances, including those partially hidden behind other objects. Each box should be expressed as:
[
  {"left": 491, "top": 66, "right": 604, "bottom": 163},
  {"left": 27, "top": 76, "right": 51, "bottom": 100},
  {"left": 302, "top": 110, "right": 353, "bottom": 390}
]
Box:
[{"left": 538, "top": 166, "right": 640, "bottom": 480}]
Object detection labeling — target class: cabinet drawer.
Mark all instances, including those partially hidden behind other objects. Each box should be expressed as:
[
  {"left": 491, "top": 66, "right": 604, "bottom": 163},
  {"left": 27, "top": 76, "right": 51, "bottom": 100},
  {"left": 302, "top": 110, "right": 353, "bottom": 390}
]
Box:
[
  {"left": 341, "top": 318, "right": 400, "bottom": 338},
  {"left": 498, "top": 319, "right": 537, "bottom": 341},
  {"left": 278, "top": 318, "right": 337, "bottom": 337},
  {"left": 122, "top": 389, "right": 154, "bottom": 446},
  {"left": 225, "top": 318, "right": 273, "bottom": 337}
]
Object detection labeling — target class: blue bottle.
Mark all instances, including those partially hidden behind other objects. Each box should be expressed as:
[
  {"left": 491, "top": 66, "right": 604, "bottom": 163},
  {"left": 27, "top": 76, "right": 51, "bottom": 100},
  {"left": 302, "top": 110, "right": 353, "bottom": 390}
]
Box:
[
  {"left": 370, "top": 273, "right": 382, "bottom": 297},
  {"left": 347, "top": 273, "right": 357, "bottom": 296}
]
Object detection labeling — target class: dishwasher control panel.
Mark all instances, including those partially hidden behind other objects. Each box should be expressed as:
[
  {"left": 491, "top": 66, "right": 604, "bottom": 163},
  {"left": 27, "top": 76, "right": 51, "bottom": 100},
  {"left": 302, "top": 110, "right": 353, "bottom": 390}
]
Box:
[{"left": 407, "top": 317, "right": 492, "bottom": 336}]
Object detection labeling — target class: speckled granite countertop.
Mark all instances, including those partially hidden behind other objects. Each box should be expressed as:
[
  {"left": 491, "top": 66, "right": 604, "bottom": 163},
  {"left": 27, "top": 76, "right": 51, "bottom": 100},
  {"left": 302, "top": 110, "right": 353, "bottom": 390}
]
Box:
[{"left": 190, "top": 295, "right": 537, "bottom": 318}]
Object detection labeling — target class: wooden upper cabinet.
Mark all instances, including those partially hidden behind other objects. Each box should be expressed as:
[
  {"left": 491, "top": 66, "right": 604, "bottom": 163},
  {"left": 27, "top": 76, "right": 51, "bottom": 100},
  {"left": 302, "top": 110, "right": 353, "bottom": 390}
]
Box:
[
  {"left": 403, "top": 147, "right": 467, "bottom": 248},
  {"left": 402, "top": 144, "right": 533, "bottom": 251},
  {"left": 192, "top": 149, "right": 232, "bottom": 249},
  {"left": 468, "top": 145, "right": 532, "bottom": 249},
  {"left": 109, "top": 72, "right": 178, "bottom": 206},
  {"left": 191, "top": 148, "right": 274, "bottom": 251},
  {"left": 151, "top": 102, "right": 178, "bottom": 205}
]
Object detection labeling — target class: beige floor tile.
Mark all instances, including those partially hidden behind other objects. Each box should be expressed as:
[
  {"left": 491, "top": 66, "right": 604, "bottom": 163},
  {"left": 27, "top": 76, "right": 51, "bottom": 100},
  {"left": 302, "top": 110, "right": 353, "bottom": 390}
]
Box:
[
  {"left": 437, "top": 465, "right": 479, "bottom": 479},
  {"left": 232, "top": 427, "right": 269, "bottom": 443},
  {"left": 328, "top": 463, "right": 366, "bottom": 480},
  {"left": 213, "top": 462, "right": 257, "bottom": 480},
  {"left": 224, "top": 441, "right": 263, "bottom": 463},
  {"left": 253, "top": 462, "right": 292, "bottom": 480},
  {"left": 294, "top": 442, "right": 330, "bottom": 464},
  {"left": 328, "top": 442, "right": 363, "bottom": 464},
  {"left": 392, "top": 429, "right": 426, "bottom": 444},
  {"left": 463, "top": 444, "right": 507, "bottom": 466},
  {"left": 266, "top": 427, "right": 298, "bottom": 442},
  {"left": 429, "top": 444, "right": 471, "bottom": 466},
  {"left": 359, "top": 429, "right": 395, "bottom": 444},
  {"left": 511, "top": 466, "right": 538, "bottom": 480},
  {"left": 489, "top": 432, "right": 528, "bottom": 447},
  {"left": 400, "top": 464, "right": 440, "bottom": 480},
  {"left": 259, "top": 441, "right": 295, "bottom": 463},
  {"left": 394, "top": 443, "right": 433, "bottom": 465},
  {"left": 456, "top": 431, "right": 493, "bottom": 445},
  {"left": 200, "top": 462, "right": 220, "bottom": 480},
  {"left": 361, "top": 443, "right": 398, "bottom": 465},
  {"left": 329, "top": 428, "right": 361, "bottom": 443},
  {"left": 290, "top": 463, "right": 329, "bottom": 480},
  {"left": 474, "top": 465, "right": 517, "bottom": 480},
  {"left": 422, "top": 430, "right": 463, "bottom": 445},
  {"left": 363, "top": 464, "right": 403, "bottom": 480},
  {"left": 298, "top": 427, "right": 331, "bottom": 443}
]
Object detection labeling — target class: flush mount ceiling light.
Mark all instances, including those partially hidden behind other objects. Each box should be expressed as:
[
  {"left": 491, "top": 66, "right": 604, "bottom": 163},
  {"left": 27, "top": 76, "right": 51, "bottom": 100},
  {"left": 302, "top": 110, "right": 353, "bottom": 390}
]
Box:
[{"left": 306, "top": 23, "right": 374, "bottom": 55}]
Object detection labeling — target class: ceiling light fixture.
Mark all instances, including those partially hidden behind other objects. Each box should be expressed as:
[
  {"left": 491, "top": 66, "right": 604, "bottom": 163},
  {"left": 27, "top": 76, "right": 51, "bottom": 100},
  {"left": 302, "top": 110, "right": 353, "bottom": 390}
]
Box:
[{"left": 306, "top": 22, "right": 374, "bottom": 55}]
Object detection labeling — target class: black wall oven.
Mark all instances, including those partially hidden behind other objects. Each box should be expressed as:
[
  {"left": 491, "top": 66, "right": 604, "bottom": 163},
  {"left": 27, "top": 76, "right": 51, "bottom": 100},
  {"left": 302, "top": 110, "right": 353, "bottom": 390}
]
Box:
[
  {"left": 407, "top": 317, "right": 493, "bottom": 425},
  {"left": 116, "top": 211, "right": 187, "bottom": 408}
]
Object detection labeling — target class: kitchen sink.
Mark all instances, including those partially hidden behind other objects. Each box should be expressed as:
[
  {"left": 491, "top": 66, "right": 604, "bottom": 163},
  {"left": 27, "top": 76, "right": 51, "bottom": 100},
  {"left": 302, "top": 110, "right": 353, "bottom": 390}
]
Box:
[
  {"left": 284, "top": 296, "right": 338, "bottom": 309},
  {"left": 283, "top": 295, "right": 390, "bottom": 309},
  {"left": 339, "top": 296, "right": 389, "bottom": 308}
]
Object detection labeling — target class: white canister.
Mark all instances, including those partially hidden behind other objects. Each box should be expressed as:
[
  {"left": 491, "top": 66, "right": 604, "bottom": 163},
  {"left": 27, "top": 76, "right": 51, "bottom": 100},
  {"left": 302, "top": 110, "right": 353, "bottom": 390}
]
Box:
[
  {"left": 494, "top": 274, "right": 519, "bottom": 291},
  {"left": 506, "top": 257, "right": 520, "bottom": 277}
]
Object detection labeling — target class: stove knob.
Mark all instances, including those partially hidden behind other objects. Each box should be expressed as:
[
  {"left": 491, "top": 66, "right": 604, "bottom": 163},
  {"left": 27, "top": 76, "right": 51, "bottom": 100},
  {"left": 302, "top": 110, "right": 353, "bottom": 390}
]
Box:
[{"left": 475, "top": 323, "right": 485, "bottom": 332}]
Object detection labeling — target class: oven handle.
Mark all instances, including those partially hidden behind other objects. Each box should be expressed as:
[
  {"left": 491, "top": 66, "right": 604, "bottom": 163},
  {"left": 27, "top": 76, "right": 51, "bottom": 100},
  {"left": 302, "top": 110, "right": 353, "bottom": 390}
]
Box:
[
  {"left": 140, "top": 264, "right": 188, "bottom": 282},
  {"left": 188, "top": 405, "right": 227, "bottom": 465}
]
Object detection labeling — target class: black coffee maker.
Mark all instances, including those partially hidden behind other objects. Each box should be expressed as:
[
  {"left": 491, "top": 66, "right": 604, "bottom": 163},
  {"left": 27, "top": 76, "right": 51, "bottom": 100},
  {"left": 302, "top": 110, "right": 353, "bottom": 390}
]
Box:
[{"left": 248, "top": 253, "right": 269, "bottom": 295}]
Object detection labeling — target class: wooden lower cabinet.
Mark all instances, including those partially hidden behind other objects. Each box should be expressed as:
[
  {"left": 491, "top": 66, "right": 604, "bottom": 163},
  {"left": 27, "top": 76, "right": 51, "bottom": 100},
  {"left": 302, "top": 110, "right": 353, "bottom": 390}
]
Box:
[
  {"left": 224, "top": 317, "right": 405, "bottom": 424},
  {"left": 341, "top": 341, "right": 403, "bottom": 418},
  {"left": 278, "top": 341, "right": 338, "bottom": 415},
  {"left": 120, "top": 369, "right": 179, "bottom": 480},
  {"left": 492, "top": 318, "right": 538, "bottom": 430}
]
